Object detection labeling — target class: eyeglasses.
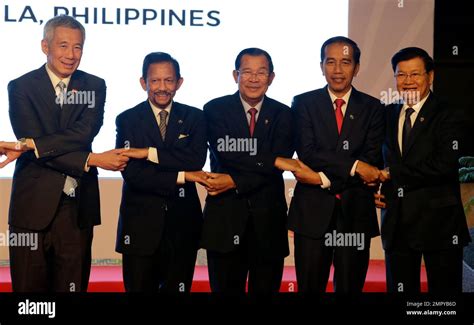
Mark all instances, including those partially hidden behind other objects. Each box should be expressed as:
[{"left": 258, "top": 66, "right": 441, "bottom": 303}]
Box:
[
  {"left": 238, "top": 70, "right": 269, "bottom": 80},
  {"left": 395, "top": 71, "right": 427, "bottom": 81}
]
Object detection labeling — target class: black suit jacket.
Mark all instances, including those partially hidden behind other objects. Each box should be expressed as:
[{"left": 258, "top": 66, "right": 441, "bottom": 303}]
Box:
[
  {"left": 380, "top": 93, "right": 471, "bottom": 251},
  {"left": 8, "top": 65, "right": 106, "bottom": 230},
  {"left": 289, "top": 86, "right": 384, "bottom": 239},
  {"left": 115, "top": 101, "right": 207, "bottom": 256},
  {"left": 200, "top": 92, "right": 294, "bottom": 259}
]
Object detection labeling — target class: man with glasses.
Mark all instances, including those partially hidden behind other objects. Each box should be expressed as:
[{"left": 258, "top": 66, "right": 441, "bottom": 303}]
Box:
[
  {"left": 200, "top": 47, "right": 297, "bottom": 293},
  {"left": 376, "top": 47, "right": 470, "bottom": 293},
  {"left": 288, "top": 36, "right": 385, "bottom": 293}
]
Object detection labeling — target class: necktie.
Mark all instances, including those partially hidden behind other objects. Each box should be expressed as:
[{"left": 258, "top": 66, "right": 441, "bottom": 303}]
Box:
[
  {"left": 402, "top": 107, "right": 415, "bottom": 154},
  {"left": 248, "top": 107, "right": 257, "bottom": 137},
  {"left": 56, "top": 81, "right": 66, "bottom": 107},
  {"left": 334, "top": 98, "right": 345, "bottom": 200},
  {"left": 55, "top": 80, "right": 77, "bottom": 197},
  {"left": 334, "top": 98, "right": 345, "bottom": 134},
  {"left": 159, "top": 110, "right": 168, "bottom": 140}
]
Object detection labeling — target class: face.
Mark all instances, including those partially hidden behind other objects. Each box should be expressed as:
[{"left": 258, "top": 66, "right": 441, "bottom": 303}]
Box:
[
  {"left": 321, "top": 42, "right": 359, "bottom": 97},
  {"left": 41, "top": 27, "right": 83, "bottom": 78},
  {"left": 140, "top": 62, "right": 183, "bottom": 109},
  {"left": 233, "top": 54, "right": 275, "bottom": 106},
  {"left": 395, "top": 57, "right": 433, "bottom": 105}
]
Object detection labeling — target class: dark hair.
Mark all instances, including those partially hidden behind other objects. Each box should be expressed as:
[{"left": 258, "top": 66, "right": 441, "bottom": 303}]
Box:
[
  {"left": 391, "top": 47, "right": 434, "bottom": 72},
  {"left": 320, "top": 36, "right": 361, "bottom": 64},
  {"left": 235, "top": 48, "right": 274, "bottom": 74},
  {"left": 142, "top": 52, "right": 181, "bottom": 80}
]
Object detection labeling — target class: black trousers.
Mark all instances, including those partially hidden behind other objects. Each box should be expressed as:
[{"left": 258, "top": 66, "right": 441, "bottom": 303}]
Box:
[
  {"left": 385, "top": 237, "right": 464, "bottom": 293},
  {"left": 294, "top": 200, "right": 371, "bottom": 293},
  {"left": 207, "top": 216, "right": 284, "bottom": 294},
  {"left": 122, "top": 226, "right": 198, "bottom": 293},
  {"left": 9, "top": 194, "right": 93, "bottom": 292}
]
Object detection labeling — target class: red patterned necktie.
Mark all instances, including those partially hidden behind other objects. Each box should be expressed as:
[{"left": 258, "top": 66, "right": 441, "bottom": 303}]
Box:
[
  {"left": 334, "top": 98, "right": 345, "bottom": 200},
  {"left": 248, "top": 107, "right": 257, "bottom": 137},
  {"left": 334, "top": 98, "right": 345, "bottom": 134}
]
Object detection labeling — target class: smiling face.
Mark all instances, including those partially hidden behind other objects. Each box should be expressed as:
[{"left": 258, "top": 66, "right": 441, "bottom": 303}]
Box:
[
  {"left": 41, "top": 26, "right": 83, "bottom": 78},
  {"left": 140, "top": 62, "right": 183, "bottom": 109},
  {"left": 233, "top": 54, "right": 275, "bottom": 107},
  {"left": 395, "top": 57, "right": 433, "bottom": 105},
  {"left": 321, "top": 42, "right": 359, "bottom": 97}
]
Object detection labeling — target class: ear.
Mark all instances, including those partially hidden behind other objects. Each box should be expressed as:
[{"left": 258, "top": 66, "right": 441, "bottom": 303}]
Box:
[
  {"left": 353, "top": 63, "right": 360, "bottom": 77},
  {"left": 320, "top": 62, "right": 324, "bottom": 75},
  {"left": 139, "top": 77, "right": 147, "bottom": 91},
  {"left": 267, "top": 72, "right": 275, "bottom": 86},
  {"left": 41, "top": 39, "right": 49, "bottom": 56},
  {"left": 233, "top": 70, "right": 239, "bottom": 83},
  {"left": 428, "top": 70, "right": 434, "bottom": 85},
  {"left": 175, "top": 77, "right": 184, "bottom": 91}
]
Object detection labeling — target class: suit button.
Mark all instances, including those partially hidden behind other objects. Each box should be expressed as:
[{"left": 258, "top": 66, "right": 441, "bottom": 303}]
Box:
[
  {"left": 163, "top": 204, "right": 168, "bottom": 211},
  {"left": 257, "top": 162, "right": 263, "bottom": 167},
  {"left": 235, "top": 189, "right": 239, "bottom": 194}
]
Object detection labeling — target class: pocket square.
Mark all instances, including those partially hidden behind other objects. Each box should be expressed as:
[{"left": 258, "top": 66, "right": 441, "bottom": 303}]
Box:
[{"left": 178, "top": 134, "right": 189, "bottom": 139}]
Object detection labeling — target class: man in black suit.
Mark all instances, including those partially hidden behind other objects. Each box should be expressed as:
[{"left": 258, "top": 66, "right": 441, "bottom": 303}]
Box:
[
  {"left": 115, "top": 52, "right": 209, "bottom": 293},
  {"left": 0, "top": 15, "right": 128, "bottom": 292},
  {"left": 288, "top": 36, "right": 385, "bottom": 293},
  {"left": 375, "top": 47, "right": 471, "bottom": 293},
  {"left": 201, "top": 48, "right": 298, "bottom": 293}
]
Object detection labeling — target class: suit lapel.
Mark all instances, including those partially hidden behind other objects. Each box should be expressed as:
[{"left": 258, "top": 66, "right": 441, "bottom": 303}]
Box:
[
  {"left": 230, "top": 92, "right": 252, "bottom": 138},
  {"left": 140, "top": 101, "right": 164, "bottom": 147},
  {"left": 403, "top": 93, "right": 436, "bottom": 157},
  {"left": 252, "top": 96, "right": 272, "bottom": 142},
  {"left": 319, "top": 88, "right": 340, "bottom": 145},
  {"left": 337, "top": 89, "right": 362, "bottom": 149},
  {"left": 59, "top": 73, "right": 84, "bottom": 129},
  {"left": 165, "top": 102, "right": 185, "bottom": 147},
  {"left": 34, "top": 66, "right": 61, "bottom": 128},
  {"left": 392, "top": 104, "right": 403, "bottom": 159}
]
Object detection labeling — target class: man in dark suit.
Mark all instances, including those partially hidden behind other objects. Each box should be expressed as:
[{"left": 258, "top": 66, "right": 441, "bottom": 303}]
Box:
[
  {"left": 0, "top": 15, "right": 128, "bottom": 292},
  {"left": 115, "top": 52, "right": 209, "bottom": 293},
  {"left": 375, "top": 47, "right": 471, "bottom": 293},
  {"left": 288, "top": 36, "right": 385, "bottom": 293},
  {"left": 201, "top": 48, "right": 298, "bottom": 293}
]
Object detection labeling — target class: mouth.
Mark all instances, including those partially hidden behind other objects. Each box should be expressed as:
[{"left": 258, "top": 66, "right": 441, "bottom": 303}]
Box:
[
  {"left": 61, "top": 61, "right": 76, "bottom": 69},
  {"left": 153, "top": 92, "right": 171, "bottom": 99},
  {"left": 331, "top": 77, "right": 345, "bottom": 83}
]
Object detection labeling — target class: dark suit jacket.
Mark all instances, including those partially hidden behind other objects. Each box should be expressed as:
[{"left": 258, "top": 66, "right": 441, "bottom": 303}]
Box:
[
  {"left": 115, "top": 101, "right": 207, "bottom": 256},
  {"left": 380, "top": 93, "right": 471, "bottom": 251},
  {"left": 289, "top": 86, "right": 384, "bottom": 239},
  {"left": 200, "top": 92, "right": 294, "bottom": 259},
  {"left": 8, "top": 65, "right": 106, "bottom": 230}
]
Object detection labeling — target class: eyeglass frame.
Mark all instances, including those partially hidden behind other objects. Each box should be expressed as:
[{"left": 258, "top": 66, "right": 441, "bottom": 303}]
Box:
[{"left": 394, "top": 71, "right": 428, "bottom": 81}]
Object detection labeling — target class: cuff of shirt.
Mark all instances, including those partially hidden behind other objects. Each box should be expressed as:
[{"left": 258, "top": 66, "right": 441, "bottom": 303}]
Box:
[
  {"left": 350, "top": 160, "right": 359, "bottom": 177},
  {"left": 30, "top": 139, "right": 39, "bottom": 158},
  {"left": 84, "top": 153, "right": 91, "bottom": 172},
  {"left": 319, "top": 172, "right": 331, "bottom": 189},
  {"left": 147, "top": 147, "right": 159, "bottom": 164},
  {"left": 177, "top": 171, "right": 185, "bottom": 184}
]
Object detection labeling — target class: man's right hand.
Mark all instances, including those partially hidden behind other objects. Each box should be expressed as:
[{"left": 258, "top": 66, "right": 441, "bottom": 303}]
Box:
[
  {"left": 88, "top": 149, "right": 129, "bottom": 171},
  {"left": 356, "top": 161, "right": 381, "bottom": 185},
  {"left": 185, "top": 171, "right": 211, "bottom": 187}
]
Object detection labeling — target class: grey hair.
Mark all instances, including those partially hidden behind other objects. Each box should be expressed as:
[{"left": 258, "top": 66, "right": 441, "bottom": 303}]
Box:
[{"left": 43, "top": 15, "right": 85, "bottom": 44}]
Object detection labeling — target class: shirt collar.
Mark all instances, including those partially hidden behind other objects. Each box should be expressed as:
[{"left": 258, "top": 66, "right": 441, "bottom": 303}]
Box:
[
  {"left": 239, "top": 94, "right": 263, "bottom": 113},
  {"left": 401, "top": 92, "right": 430, "bottom": 115},
  {"left": 149, "top": 100, "right": 172, "bottom": 117},
  {"left": 45, "top": 63, "right": 71, "bottom": 89},
  {"left": 327, "top": 87, "right": 352, "bottom": 107}
]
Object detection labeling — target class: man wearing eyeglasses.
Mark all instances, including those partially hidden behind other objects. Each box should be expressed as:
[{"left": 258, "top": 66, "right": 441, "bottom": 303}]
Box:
[
  {"left": 200, "top": 47, "right": 297, "bottom": 293},
  {"left": 288, "top": 36, "right": 385, "bottom": 293},
  {"left": 376, "top": 47, "right": 470, "bottom": 293}
]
